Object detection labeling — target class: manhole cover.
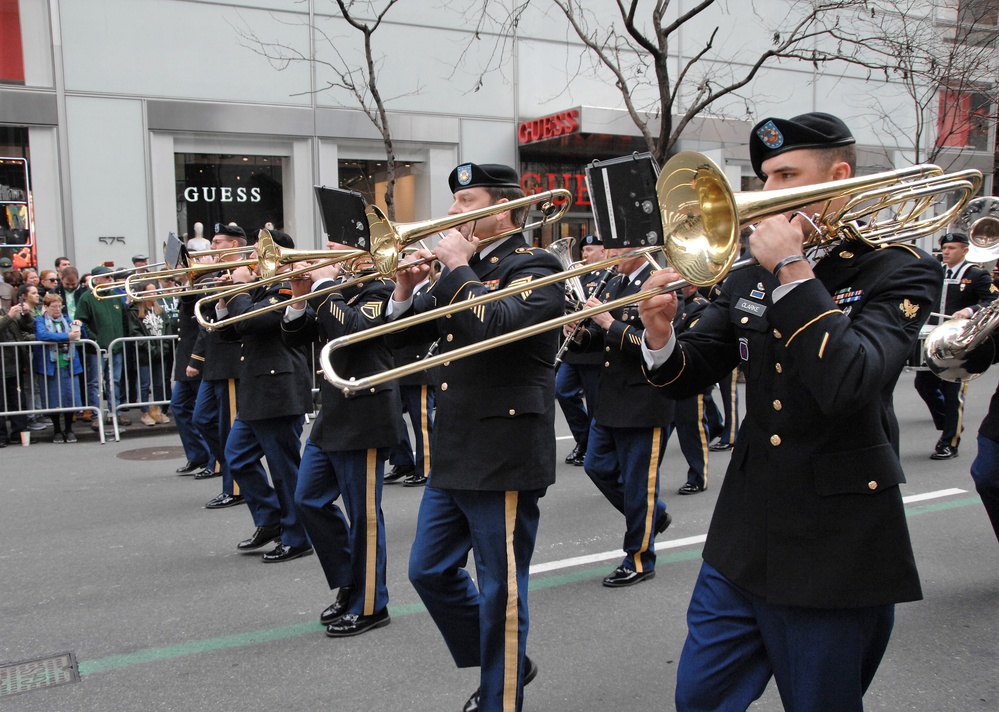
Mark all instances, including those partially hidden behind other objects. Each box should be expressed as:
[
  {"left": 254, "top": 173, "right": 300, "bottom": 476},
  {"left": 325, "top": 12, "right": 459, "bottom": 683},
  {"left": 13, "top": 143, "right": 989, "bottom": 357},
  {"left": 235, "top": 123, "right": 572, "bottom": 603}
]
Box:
[
  {"left": 0, "top": 652, "right": 80, "bottom": 698},
  {"left": 117, "top": 446, "right": 187, "bottom": 461}
]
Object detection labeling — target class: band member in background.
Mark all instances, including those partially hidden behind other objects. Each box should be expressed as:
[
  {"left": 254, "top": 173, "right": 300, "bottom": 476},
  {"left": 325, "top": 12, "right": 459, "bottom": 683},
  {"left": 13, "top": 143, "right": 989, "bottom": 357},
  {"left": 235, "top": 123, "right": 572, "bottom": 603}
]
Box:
[
  {"left": 556, "top": 233, "right": 607, "bottom": 466},
  {"left": 912, "top": 231, "right": 997, "bottom": 460},
  {"left": 391, "top": 163, "right": 563, "bottom": 712},
  {"left": 282, "top": 252, "right": 402, "bottom": 637},
  {"left": 637, "top": 112, "right": 940, "bottom": 711},
  {"left": 218, "top": 230, "right": 313, "bottom": 562},
  {"left": 567, "top": 247, "right": 674, "bottom": 587}
]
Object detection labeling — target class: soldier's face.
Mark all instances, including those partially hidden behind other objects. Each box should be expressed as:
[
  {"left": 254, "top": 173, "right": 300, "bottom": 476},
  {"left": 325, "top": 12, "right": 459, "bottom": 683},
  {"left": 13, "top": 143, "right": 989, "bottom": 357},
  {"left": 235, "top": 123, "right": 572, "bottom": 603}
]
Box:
[
  {"left": 581, "top": 244, "right": 605, "bottom": 264},
  {"left": 941, "top": 243, "right": 968, "bottom": 267},
  {"left": 760, "top": 148, "right": 849, "bottom": 219},
  {"left": 448, "top": 187, "right": 507, "bottom": 241}
]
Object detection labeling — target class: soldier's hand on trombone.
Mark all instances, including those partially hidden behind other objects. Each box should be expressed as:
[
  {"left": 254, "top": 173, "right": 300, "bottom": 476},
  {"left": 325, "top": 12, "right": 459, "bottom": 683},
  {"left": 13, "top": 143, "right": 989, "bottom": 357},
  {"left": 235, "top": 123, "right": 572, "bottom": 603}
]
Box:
[
  {"left": 749, "top": 214, "right": 814, "bottom": 283},
  {"left": 435, "top": 228, "right": 479, "bottom": 271},
  {"left": 584, "top": 295, "right": 614, "bottom": 330},
  {"left": 393, "top": 248, "right": 434, "bottom": 302},
  {"left": 229, "top": 265, "right": 257, "bottom": 284},
  {"left": 638, "top": 268, "right": 681, "bottom": 350}
]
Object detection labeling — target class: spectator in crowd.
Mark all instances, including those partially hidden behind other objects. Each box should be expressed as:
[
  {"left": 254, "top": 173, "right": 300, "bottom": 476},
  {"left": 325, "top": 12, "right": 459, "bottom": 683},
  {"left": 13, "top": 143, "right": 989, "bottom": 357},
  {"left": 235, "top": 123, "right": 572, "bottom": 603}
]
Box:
[
  {"left": 0, "top": 256, "right": 14, "bottom": 310},
  {"left": 21, "top": 268, "right": 39, "bottom": 289},
  {"left": 17, "top": 283, "right": 47, "bottom": 432},
  {"left": 34, "top": 292, "right": 84, "bottom": 443},
  {"left": 38, "top": 270, "right": 59, "bottom": 298},
  {"left": 18, "top": 283, "right": 41, "bottom": 317},
  {"left": 127, "top": 282, "right": 173, "bottom": 426},
  {"left": 4, "top": 267, "right": 24, "bottom": 290},
  {"left": 0, "top": 294, "right": 34, "bottom": 447},
  {"left": 57, "top": 267, "right": 98, "bottom": 421},
  {"left": 55, "top": 256, "right": 72, "bottom": 273},
  {"left": 76, "top": 265, "right": 131, "bottom": 428}
]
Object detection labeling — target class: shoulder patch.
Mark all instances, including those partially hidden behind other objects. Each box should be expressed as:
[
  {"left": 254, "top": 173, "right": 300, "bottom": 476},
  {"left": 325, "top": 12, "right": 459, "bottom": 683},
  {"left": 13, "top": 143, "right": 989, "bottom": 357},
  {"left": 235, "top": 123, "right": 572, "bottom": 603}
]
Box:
[{"left": 278, "top": 288, "right": 293, "bottom": 297}]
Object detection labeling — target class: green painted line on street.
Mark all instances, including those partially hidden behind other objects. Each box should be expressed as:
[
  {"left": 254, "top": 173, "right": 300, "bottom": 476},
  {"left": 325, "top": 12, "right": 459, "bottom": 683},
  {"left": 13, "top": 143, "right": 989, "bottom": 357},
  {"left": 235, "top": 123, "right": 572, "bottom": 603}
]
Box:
[{"left": 76, "top": 494, "right": 982, "bottom": 677}]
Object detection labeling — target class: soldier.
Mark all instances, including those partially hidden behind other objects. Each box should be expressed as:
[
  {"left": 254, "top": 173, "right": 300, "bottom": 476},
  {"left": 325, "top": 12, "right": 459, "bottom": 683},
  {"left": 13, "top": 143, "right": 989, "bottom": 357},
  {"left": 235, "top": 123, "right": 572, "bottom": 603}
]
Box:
[
  {"left": 913, "top": 231, "right": 998, "bottom": 459},
  {"left": 638, "top": 112, "right": 939, "bottom": 711},
  {"left": 391, "top": 163, "right": 563, "bottom": 712}
]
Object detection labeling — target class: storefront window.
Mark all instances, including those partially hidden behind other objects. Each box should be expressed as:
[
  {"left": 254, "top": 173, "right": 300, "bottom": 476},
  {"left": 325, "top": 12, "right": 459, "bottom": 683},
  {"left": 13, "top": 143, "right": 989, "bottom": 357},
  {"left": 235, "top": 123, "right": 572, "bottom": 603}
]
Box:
[
  {"left": 175, "top": 153, "right": 286, "bottom": 240},
  {"left": 338, "top": 159, "right": 421, "bottom": 223}
]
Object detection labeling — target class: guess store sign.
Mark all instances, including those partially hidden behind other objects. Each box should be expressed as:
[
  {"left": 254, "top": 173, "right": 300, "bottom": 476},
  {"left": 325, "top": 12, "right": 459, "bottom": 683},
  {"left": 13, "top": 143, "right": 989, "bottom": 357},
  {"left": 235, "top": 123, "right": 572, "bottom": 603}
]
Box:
[
  {"left": 517, "top": 109, "right": 581, "bottom": 145},
  {"left": 521, "top": 171, "right": 590, "bottom": 207}
]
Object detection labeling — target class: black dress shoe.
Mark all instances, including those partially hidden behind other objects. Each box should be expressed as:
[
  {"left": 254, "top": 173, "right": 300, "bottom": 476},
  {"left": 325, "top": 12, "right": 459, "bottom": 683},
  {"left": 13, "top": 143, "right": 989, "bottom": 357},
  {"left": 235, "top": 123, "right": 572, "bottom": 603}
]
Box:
[
  {"left": 176, "top": 460, "right": 207, "bottom": 475},
  {"left": 193, "top": 467, "right": 219, "bottom": 480},
  {"left": 655, "top": 511, "right": 672, "bottom": 535},
  {"left": 0, "top": 437, "right": 8, "bottom": 448},
  {"left": 205, "top": 493, "right": 245, "bottom": 509},
  {"left": 564, "top": 441, "right": 586, "bottom": 465},
  {"left": 930, "top": 445, "right": 959, "bottom": 460},
  {"left": 462, "top": 655, "right": 538, "bottom": 712},
  {"left": 237, "top": 525, "right": 282, "bottom": 551},
  {"left": 403, "top": 473, "right": 428, "bottom": 487},
  {"left": 602, "top": 565, "right": 655, "bottom": 588},
  {"left": 261, "top": 543, "right": 314, "bottom": 563},
  {"left": 708, "top": 441, "right": 733, "bottom": 452},
  {"left": 677, "top": 483, "right": 705, "bottom": 495},
  {"left": 325, "top": 608, "right": 390, "bottom": 637},
  {"left": 320, "top": 586, "right": 355, "bottom": 625},
  {"left": 384, "top": 464, "right": 415, "bottom": 483}
]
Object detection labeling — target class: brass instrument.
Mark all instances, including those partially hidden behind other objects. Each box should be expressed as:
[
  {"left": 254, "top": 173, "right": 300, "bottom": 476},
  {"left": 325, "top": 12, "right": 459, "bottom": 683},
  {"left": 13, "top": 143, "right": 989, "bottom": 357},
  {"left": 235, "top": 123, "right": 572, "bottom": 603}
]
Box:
[
  {"left": 92, "top": 245, "right": 258, "bottom": 300},
  {"left": 921, "top": 297, "right": 999, "bottom": 382},
  {"left": 953, "top": 196, "right": 999, "bottom": 264},
  {"left": 195, "top": 189, "right": 573, "bottom": 330},
  {"left": 319, "top": 151, "right": 982, "bottom": 395}
]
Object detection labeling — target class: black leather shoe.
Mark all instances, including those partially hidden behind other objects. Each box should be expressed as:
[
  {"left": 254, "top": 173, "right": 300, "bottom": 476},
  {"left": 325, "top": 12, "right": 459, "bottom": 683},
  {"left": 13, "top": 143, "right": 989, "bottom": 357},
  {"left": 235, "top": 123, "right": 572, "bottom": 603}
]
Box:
[
  {"left": 176, "top": 460, "right": 207, "bottom": 475},
  {"left": 237, "top": 525, "right": 282, "bottom": 551},
  {"left": 403, "top": 473, "right": 428, "bottom": 487},
  {"left": 0, "top": 437, "right": 8, "bottom": 448},
  {"left": 384, "top": 464, "right": 415, "bottom": 483},
  {"left": 655, "top": 511, "right": 672, "bottom": 535},
  {"left": 325, "top": 608, "right": 390, "bottom": 637},
  {"left": 320, "top": 586, "right": 355, "bottom": 625},
  {"left": 677, "top": 483, "right": 704, "bottom": 495},
  {"left": 564, "top": 441, "right": 586, "bottom": 466},
  {"left": 261, "top": 543, "right": 314, "bottom": 563},
  {"left": 708, "top": 441, "right": 733, "bottom": 452},
  {"left": 193, "top": 467, "right": 219, "bottom": 480},
  {"left": 930, "top": 445, "right": 959, "bottom": 460},
  {"left": 205, "top": 493, "right": 245, "bottom": 509},
  {"left": 602, "top": 565, "right": 655, "bottom": 588},
  {"left": 462, "top": 655, "right": 538, "bottom": 712}
]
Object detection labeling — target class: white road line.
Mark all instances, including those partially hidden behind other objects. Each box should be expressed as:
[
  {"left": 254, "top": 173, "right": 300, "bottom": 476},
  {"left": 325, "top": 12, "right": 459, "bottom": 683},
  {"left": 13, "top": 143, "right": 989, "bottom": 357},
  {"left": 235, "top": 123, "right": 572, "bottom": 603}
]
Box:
[
  {"left": 530, "top": 489, "right": 968, "bottom": 576},
  {"left": 903, "top": 488, "right": 967, "bottom": 503}
]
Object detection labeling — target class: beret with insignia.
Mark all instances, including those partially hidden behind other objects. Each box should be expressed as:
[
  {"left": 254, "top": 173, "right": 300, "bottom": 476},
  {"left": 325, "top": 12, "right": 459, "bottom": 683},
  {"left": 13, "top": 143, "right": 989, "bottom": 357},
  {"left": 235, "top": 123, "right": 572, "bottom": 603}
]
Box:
[
  {"left": 581, "top": 234, "right": 602, "bottom": 247},
  {"left": 749, "top": 112, "right": 855, "bottom": 181},
  {"left": 939, "top": 232, "right": 969, "bottom": 247},
  {"left": 448, "top": 163, "right": 521, "bottom": 193},
  {"left": 213, "top": 222, "right": 246, "bottom": 239}
]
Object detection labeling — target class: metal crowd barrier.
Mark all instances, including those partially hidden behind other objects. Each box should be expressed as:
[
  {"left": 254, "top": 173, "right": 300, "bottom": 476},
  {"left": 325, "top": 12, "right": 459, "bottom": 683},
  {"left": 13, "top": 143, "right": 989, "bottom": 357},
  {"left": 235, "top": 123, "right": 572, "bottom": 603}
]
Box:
[
  {"left": 0, "top": 333, "right": 327, "bottom": 444},
  {"left": 0, "top": 338, "right": 105, "bottom": 442},
  {"left": 106, "top": 335, "right": 178, "bottom": 442}
]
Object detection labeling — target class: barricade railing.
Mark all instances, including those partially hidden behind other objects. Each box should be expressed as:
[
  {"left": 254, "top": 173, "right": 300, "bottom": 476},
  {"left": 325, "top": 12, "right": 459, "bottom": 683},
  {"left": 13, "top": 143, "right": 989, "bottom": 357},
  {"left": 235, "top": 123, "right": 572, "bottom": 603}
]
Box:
[
  {"left": 106, "top": 335, "right": 178, "bottom": 442},
  {"left": 0, "top": 338, "right": 105, "bottom": 443}
]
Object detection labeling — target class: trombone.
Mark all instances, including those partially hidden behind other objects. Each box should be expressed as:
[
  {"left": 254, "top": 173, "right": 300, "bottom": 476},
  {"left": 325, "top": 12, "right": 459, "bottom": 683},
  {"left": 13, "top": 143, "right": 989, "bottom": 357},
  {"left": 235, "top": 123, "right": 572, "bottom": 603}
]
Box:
[
  {"left": 319, "top": 151, "right": 983, "bottom": 395},
  {"left": 91, "top": 245, "right": 257, "bottom": 300},
  {"left": 194, "top": 189, "right": 573, "bottom": 330}
]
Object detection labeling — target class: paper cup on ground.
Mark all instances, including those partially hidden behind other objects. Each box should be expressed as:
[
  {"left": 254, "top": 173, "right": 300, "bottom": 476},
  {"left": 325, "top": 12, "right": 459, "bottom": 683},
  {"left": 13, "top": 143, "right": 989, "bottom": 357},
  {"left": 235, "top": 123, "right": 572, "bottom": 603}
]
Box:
[{"left": 20, "top": 431, "right": 30, "bottom": 446}]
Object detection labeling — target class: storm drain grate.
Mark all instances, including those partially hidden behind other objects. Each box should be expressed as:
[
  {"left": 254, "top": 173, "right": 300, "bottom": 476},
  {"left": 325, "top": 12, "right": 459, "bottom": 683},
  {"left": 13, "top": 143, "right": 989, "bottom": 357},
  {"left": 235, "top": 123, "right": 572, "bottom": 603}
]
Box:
[{"left": 0, "top": 652, "right": 80, "bottom": 698}]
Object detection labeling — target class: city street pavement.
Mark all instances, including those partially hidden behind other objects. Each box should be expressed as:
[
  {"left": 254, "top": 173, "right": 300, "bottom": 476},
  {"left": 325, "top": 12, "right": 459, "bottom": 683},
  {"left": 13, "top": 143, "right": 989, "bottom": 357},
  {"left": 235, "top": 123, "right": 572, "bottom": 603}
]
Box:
[{"left": 1, "top": 367, "right": 998, "bottom": 710}]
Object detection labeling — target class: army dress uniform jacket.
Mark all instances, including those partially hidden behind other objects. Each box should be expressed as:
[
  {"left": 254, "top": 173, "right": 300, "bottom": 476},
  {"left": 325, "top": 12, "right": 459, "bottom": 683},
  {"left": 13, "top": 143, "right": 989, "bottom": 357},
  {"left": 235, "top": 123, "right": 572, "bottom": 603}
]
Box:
[
  {"left": 936, "top": 260, "right": 997, "bottom": 322},
  {"left": 282, "top": 277, "right": 403, "bottom": 453},
  {"left": 572, "top": 265, "right": 675, "bottom": 429},
  {"left": 218, "top": 281, "right": 312, "bottom": 422},
  {"left": 645, "top": 241, "right": 941, "bottom": 609},
  {"left": 391, "top": 281, "right": 439, "bottom": 387},
  {"left": 390, "top": 234, "right": 564, "bottom": 491},
  {"left": 172, "top": 294, "right": 202, "bottom": 382}
]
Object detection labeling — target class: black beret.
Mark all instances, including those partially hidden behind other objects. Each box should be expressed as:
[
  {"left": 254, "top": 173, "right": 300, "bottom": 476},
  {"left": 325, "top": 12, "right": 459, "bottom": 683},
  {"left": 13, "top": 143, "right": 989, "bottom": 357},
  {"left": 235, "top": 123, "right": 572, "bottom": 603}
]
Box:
[
  {"left": 581, "top": 234, "right": 602, "bottom": 247},
  {"left": 940, "top": 232, "right": 969, "bottom": 247},
  {"left": 264, "top": 229, "right": 295, "bottom": 250},
  {"left": 749, "top": 112, "right": 855, "bottom": 181},
  {"left": 448, "top": 163, "right": 521, "bottom": 193},
  {"left": 213, "top": 222, "right": 246, "bottom": 239}
]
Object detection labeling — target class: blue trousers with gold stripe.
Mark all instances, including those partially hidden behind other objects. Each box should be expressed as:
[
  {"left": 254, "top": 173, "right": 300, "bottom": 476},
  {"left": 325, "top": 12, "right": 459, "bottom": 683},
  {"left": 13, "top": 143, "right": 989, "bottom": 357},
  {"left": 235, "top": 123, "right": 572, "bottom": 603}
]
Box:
[
  {"left": 295, "top": 440, "right": 389, "bottom": 617},
  {"left": 194, "top": 378, "right": 238, "bottom": 496},
  {"left": 667, "top": 391, "right": 713, "bottom": 490},
  {"left": 584, "top": 423, "right": 668, "bottom": 573},
  {"left": 409, "top": 486, "right": 543, "bottom": 712},
  {"left": 676, "top": 562, "right": 894, "bottom": 712},
  {"left": 388, "top": 384, "right": 435, "bottom": 478}
]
